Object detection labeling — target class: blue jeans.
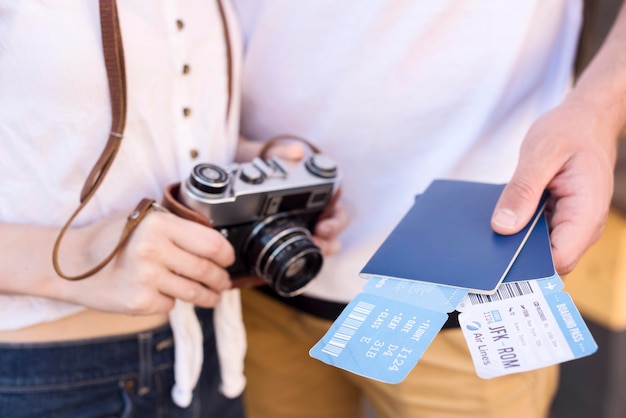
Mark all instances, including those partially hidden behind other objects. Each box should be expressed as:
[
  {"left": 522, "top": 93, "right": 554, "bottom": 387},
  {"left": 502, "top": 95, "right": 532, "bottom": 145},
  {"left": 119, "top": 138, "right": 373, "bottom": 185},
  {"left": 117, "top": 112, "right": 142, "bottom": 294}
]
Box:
[{"left": 0, "top": 308, "right": 245, "bottom": 418}]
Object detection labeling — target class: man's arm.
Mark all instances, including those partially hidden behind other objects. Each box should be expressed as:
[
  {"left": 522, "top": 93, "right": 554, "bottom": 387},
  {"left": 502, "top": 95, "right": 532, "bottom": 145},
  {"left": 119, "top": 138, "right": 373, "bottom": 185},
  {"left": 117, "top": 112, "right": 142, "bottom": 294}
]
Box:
[{"left": 491, "top": 2, "right": 626, "bottom": 274}]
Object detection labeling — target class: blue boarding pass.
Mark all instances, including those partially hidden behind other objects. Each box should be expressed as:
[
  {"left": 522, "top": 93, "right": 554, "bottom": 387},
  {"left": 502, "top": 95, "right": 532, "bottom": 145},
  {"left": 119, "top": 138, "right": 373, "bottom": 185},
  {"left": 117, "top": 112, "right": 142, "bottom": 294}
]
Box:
[
  {"left": 456, "top": 274, "right": 598, "bottom": 379},
  {"left": 362, "top": 276, "right": 468, "bottom": 312},
  {"left": 310, "top": 275, "right": 597, "bottom": 383},
  {"left": 309, "top": 276, "right": 466, "bottom": 383}
]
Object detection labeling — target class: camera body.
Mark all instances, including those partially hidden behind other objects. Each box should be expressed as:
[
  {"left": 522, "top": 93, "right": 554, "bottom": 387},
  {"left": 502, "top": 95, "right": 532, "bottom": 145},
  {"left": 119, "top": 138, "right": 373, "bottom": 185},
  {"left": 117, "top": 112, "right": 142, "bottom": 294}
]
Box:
[{"left": 179, "top": 154, "right": 340, "bottom": 297}]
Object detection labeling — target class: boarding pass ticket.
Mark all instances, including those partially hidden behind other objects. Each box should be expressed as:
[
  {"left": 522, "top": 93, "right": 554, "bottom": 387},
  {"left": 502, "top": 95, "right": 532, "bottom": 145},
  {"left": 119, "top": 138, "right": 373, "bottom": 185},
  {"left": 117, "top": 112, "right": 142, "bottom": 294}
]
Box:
[
  {"left": 456, "top": 274, "right": 597, "bottom": 379},
  {"left": 309, "top": 275, "right": 597, "bottom": 383}
]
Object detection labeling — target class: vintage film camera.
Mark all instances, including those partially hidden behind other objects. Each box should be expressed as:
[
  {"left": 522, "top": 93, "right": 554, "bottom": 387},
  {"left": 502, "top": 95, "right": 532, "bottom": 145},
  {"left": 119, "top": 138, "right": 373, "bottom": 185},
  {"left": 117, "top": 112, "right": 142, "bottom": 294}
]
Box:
[{"left": 179, "top": 152, "right": 340, "bottom": 297}]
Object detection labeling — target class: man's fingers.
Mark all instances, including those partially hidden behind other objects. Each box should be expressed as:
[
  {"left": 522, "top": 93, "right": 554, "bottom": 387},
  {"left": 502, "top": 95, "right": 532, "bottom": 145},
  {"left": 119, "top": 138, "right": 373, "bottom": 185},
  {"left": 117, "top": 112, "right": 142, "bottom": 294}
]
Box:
[
  {"left": 263, "top": 142, "right": 306, "bottom": 161},
  {"left": 315, "top": 203, "right": 349, "bottom": 238},
  {"left": 312, "top": 236, "right": 341, "bottom": 256},
  {"left": 550, "top": 221, "right": 588, "bottom": 275}
]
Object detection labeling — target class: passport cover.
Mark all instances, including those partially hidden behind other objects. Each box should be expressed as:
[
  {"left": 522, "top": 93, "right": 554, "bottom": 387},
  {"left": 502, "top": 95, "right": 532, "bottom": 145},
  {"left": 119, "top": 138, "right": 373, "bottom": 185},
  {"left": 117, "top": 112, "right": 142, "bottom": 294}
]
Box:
[
  {"left": 359, "top": 180, "right": 547, "bottom": 294},
  {"left": 503, "top": 212, "right": 555, "bottom": 283}
]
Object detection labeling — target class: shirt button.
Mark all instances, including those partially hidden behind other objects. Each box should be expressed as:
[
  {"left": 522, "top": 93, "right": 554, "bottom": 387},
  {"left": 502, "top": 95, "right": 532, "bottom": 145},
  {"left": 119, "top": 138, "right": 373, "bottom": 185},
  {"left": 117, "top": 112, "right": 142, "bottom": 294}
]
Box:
[
  {"left": 182, "top": 64, "right": 190, "bottom": 75},
  {"left": 190, "top": 149, "right": 199, "bottom": 159},
  {"left": 183, "top": 107, "right": 191, "bottom": 117},
  {"left": 176, "top": 19, "right": 184, "bottom": 30}
]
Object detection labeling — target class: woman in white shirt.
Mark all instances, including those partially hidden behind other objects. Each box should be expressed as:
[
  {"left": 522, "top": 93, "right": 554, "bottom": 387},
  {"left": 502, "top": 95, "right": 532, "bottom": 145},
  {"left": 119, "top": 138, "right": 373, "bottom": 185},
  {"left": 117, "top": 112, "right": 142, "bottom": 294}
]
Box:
[{"left": 0, "top": 1, "right": 245, "bottom": 416}]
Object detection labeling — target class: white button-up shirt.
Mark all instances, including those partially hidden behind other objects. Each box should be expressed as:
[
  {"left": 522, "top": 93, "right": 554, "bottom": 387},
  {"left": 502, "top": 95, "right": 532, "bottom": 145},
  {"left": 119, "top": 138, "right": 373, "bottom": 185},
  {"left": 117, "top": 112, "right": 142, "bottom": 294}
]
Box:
[{"left": 0, "top": 0, "right": 241, "bottom": 330}]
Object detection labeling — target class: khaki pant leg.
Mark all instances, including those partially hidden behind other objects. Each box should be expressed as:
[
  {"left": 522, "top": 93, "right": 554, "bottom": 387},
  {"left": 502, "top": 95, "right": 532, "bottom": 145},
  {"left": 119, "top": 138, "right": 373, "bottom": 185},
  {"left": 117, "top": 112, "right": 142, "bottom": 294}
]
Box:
[
  {"left": 357, "top": 328, "right": 559, "bottom": 418},
  {"left": 243, "top": 289, "right": 558, "bottom": 418},
  {"left": 241, "top": 289, "right": 362, "bottom": 418}
]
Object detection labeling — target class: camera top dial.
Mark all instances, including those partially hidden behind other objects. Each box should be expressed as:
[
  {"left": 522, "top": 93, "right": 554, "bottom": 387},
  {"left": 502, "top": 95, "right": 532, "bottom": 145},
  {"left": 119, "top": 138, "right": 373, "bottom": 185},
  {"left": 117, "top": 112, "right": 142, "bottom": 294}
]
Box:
[
  {"left": 305, "top": 154, "right": 337, "bottom": 178},
  {"left": 190, "top": 163, "right": 229, "bottom": 195}
]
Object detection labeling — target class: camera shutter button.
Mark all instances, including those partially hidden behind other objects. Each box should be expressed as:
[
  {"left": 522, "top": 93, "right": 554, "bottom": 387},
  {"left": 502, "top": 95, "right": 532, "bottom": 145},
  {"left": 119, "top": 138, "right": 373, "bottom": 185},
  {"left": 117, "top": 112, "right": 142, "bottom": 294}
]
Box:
[
  {"left": 240, "top": 165, "right": 264, "bottom": 184},
  {"left": 305, "top": 154, "right": 337, "bottom": 178}
]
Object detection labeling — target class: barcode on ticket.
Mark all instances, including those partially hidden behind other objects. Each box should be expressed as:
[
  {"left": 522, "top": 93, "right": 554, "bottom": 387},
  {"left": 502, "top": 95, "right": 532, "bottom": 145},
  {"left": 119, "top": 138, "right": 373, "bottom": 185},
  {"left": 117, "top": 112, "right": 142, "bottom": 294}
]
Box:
[
  {"left": 468, "top": 281, "right": 534, "bottom": 305},
  {"left": 321, "top": 300, "right": 374, "bottom": 357}
]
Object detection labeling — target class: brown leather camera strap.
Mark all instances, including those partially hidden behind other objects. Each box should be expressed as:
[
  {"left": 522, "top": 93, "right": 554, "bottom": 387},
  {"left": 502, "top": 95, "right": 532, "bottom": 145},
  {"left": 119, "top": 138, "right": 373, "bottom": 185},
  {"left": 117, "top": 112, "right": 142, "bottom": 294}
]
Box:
[
  {"left": 52, "top": 0, "right": 152, "bottom": 280},
  {"left": 80, "top": 0, "right": 127, "bottom": 204},
  {"left": 52, "top": 0, "right": 233, "bottom": 280},
  {"left": 162, "top": 183, "right": 212, "bottom": 227}
]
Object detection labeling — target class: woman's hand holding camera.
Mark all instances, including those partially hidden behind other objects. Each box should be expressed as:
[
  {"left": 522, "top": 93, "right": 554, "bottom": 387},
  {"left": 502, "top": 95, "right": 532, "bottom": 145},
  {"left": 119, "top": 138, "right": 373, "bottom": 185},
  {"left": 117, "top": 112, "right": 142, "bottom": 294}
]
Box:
[
  {"left": 56, "top": 208, "right": 236, "bottom": 314},
  {"left": 13, "top": 137, "right": 349, "bottom": 314}
]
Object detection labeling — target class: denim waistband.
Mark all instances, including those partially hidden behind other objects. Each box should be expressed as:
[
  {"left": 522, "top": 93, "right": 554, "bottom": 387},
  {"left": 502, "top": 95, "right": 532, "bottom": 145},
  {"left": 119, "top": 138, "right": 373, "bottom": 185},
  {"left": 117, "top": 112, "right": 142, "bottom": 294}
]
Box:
[
  {"left": 0, "top": 308, "right": 215, "bottom": 391},
  {"left": 0, "top": 324, "right": 172, "bottom": 391}
]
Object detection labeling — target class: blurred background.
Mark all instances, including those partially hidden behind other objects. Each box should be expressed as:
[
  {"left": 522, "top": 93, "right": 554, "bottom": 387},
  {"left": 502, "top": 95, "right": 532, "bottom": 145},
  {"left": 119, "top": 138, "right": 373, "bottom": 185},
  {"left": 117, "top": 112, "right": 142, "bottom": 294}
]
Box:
[{"left": 551, "top": 0, "right": 626, "bottom": 417}]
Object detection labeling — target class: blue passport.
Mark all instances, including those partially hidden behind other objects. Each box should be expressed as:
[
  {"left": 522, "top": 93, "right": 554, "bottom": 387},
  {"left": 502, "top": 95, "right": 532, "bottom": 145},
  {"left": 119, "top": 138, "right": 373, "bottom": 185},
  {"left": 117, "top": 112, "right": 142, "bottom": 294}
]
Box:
[
  {"left": 503, "top": 212, "right": 555, "bottom": 283},
  {"left": 359, "top": 180, "right": 548, "bottom": 294}
]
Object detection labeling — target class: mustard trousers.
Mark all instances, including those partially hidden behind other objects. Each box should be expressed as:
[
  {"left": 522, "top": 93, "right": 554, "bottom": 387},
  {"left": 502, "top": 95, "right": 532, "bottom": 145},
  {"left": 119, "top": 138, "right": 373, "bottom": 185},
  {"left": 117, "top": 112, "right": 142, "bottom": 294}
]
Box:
[{"left": 241, "top": 289, "right": 558, "bottom": 418}]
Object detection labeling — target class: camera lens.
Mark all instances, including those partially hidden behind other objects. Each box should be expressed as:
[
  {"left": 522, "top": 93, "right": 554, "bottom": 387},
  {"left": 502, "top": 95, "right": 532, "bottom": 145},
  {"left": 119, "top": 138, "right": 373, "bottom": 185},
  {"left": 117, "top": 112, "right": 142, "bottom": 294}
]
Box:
[
  {"left": 245, "top": 214, "right": 323, "bottom": 297},
  {"left": 285, "top": 258, "right": 306, "bottom": 278}
]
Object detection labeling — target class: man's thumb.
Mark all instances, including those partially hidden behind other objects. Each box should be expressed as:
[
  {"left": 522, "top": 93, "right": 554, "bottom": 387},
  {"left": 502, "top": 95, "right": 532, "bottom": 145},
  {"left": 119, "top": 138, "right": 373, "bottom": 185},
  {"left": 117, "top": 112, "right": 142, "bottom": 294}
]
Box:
[{"left": 491, "top": 179, "right": 545, "bottom": 235}]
